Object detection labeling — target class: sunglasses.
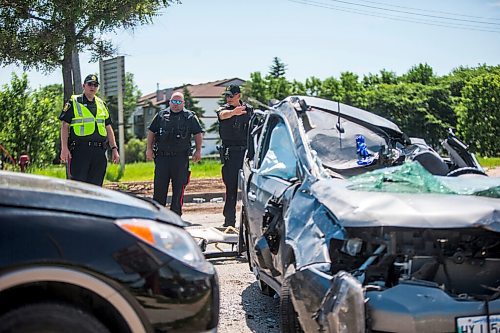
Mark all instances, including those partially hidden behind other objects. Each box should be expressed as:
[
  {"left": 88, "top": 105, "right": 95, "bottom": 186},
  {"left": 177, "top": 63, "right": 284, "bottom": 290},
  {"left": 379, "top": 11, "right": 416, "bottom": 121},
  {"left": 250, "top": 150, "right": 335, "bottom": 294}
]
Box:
[
  {"left": 225, "top": 94, "right": 234, "bottom": 98},
  {"left": 170, "top": 100, "right": 183, "bottom": 105},
  {"left": 86, "top": 82, "right": 99, "bottom": 87}
]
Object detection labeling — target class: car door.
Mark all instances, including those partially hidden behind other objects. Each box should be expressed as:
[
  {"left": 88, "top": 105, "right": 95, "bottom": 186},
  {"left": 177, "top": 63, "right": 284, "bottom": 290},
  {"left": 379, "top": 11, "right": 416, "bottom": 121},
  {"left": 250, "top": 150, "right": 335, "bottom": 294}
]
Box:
[{"left": 245, "top": 115, "right": 298, "bottom": 274}]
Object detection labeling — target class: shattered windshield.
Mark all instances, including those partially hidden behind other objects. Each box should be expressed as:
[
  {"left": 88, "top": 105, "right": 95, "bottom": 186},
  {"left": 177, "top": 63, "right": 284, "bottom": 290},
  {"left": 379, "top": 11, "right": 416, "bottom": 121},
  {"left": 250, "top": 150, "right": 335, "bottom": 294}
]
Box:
[
  {"left": 347, "top": 161, "right": 500, "bottom": 198},
  {"left": 305, "top": 108, "right": 388, "bottom": 171}
]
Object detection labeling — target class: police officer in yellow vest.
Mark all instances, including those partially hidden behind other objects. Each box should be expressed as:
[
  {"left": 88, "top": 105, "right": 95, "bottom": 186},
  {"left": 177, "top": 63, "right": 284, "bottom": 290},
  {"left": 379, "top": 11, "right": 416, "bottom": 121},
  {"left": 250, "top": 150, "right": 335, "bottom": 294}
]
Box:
[{"left": 59, "top": 74, "right": 120, "bottom": 186}]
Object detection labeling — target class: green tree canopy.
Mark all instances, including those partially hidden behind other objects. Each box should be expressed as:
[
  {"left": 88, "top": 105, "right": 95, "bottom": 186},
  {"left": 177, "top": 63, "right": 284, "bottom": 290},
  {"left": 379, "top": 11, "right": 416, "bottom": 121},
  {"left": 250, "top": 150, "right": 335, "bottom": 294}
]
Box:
[
  {"left": 0, "top": 73, "right": 60, "bottom": 167},
  {"left": 269, "top": 57, "right": 287, "bottom": 78},
  {"left": 456, "top": 73, "right": 500, "bottom": 156},
  {"left": 182, "top": 85, "right": 205, "bottom": 128},
  {"left": 242, "top": 60, "right": 499, "bottom": 156},
  {"left": 403, "top": 63, "right": 435, "bottom": 85},
  {"left": 0, "top": 0, "right": 177, "bottom": 100}
]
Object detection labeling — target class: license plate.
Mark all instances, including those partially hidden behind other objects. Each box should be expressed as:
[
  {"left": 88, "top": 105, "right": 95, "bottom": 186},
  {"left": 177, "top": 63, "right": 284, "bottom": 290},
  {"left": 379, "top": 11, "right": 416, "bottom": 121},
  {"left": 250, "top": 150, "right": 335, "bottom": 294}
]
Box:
[{"left": 456, "top": 314, "right": 500, "bottom": 333}]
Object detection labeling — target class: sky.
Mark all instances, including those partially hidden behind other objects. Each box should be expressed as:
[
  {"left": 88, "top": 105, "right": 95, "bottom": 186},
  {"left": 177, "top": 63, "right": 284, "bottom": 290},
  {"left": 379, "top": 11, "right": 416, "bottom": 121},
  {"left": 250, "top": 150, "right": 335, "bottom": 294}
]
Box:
[{"left": 1, "top": 0, "right": 499, "bottom": 96}]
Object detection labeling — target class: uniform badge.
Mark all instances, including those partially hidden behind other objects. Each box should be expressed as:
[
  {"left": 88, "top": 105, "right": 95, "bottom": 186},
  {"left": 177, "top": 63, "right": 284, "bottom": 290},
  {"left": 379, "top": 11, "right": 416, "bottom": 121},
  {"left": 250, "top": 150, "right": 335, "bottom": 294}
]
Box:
[{"left": 62, "top": 102, "right": 70, "bottom": 112}]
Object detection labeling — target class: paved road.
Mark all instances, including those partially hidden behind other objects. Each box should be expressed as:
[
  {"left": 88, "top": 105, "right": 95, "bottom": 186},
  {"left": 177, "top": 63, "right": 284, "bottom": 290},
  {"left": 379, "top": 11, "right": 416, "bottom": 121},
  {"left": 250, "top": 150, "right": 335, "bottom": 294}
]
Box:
[{"left": 183, "top": 202, "right": 281, "bottom": 333}]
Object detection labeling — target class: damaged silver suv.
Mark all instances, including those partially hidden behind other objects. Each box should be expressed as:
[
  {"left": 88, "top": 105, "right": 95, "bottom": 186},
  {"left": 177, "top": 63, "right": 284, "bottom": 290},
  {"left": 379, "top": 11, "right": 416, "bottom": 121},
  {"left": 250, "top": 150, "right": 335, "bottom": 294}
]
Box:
[{"left": 239, "top": 96, "right": 500, "bottom": 333}]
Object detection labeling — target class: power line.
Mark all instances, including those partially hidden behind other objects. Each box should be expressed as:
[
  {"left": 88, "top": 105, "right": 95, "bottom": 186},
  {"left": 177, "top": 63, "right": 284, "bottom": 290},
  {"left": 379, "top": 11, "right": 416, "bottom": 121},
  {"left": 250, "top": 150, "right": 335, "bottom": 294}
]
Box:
[
  {"left": 354, "top": 0, "right": 500, "bottom": 21},
  {"left": 323, "top": 0, "right": 500, "bottom": 26},
  {"left": 287, "top": 0, "right": 500, "bottom": 34}
]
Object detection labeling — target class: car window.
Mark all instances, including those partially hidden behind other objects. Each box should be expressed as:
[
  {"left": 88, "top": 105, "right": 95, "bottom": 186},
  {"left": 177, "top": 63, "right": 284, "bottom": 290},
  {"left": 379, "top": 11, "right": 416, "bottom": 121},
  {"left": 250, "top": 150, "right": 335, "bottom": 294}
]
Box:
[
  {"left": 306, "top": 109, "right": 388, "bottom": 170},
  {"left": 257, "top": 119, "right": 297, "bottom": 180}
]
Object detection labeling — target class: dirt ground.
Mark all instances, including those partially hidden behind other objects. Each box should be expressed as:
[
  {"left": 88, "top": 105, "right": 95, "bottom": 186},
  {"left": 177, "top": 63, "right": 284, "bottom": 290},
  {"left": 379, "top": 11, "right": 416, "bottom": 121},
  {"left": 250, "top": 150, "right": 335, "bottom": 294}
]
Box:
[{"left": 106, "top": 177, "right": 225, "bottom": 197}]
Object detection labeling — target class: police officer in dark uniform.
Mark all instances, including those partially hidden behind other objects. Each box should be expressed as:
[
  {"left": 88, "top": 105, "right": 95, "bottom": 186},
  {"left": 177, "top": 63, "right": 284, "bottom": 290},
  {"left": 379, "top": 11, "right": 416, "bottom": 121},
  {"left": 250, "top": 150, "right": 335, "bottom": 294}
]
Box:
[
  {"left": 146, "top": 91, "right": 203, "bottom": 216},
  {"left": 217, "top": 85, "right": 253, "bottom": 227},
  {"left": 59, "top": 74, "right": 120, "bottom": 186}
]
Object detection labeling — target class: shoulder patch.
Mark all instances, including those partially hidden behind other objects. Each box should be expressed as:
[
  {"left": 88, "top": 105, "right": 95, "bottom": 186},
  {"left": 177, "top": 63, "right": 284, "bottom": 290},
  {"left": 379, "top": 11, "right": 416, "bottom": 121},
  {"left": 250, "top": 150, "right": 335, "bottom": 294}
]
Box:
[{"left": 62, "top": 102, "right": 71, "bottom": 112}]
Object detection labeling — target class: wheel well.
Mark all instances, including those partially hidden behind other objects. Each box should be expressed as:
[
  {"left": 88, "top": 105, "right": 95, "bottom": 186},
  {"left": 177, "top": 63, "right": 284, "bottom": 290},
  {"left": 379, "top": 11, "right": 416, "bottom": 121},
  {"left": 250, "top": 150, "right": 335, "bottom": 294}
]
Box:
[{"left": 0, "top": 281, "right": 131, "bottom": 333}]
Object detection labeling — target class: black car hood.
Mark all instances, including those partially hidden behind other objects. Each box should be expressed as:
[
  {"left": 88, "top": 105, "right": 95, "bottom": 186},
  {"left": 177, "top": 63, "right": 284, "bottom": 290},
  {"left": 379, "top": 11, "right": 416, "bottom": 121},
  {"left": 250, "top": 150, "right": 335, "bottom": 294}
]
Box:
[
  {"left": 0, "top": 171, "right": 185, "bottom": 226},
  {"left": 310, "top": 176, "right": 500, "bottom": 232}
]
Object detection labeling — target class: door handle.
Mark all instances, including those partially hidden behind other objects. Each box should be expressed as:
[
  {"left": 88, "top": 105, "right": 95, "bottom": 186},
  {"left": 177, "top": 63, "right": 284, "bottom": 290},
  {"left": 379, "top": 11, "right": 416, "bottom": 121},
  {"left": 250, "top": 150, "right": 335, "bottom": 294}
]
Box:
[{"left": 248, "top": 191, "right": 256, "bottom": 202}]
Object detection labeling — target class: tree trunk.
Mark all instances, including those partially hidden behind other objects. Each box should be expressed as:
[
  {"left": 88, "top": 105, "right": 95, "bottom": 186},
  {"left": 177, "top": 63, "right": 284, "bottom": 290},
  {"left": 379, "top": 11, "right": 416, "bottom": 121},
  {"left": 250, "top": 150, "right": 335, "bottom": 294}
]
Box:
[
  {"left": 72, "top": 49, "right": 82, "bottom": 94},
  {"left": 62, "top": 53, "right": 73, "bottom": 102}
]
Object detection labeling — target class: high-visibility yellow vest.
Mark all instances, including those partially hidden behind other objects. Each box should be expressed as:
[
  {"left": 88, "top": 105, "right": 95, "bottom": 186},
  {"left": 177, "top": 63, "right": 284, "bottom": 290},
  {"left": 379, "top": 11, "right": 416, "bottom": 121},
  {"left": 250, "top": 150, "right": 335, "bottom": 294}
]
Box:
[{"left": 70, "top": 95, "right": 108, "bottom": 137}]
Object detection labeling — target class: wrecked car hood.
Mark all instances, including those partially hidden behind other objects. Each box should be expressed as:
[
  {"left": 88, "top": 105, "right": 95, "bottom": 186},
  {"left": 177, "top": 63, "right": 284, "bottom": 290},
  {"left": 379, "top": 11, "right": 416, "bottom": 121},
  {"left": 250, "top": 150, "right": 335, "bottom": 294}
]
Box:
[{"left": 310, "top": 165, "right": 500, "bottom": 232}]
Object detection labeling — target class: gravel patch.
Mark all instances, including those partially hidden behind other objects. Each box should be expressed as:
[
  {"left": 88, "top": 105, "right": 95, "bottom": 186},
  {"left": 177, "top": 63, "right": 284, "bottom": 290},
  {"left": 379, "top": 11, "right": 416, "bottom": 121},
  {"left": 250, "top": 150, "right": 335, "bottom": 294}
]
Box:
[{"left": 183, "top": 204, "right": 280, "bottom": 333}]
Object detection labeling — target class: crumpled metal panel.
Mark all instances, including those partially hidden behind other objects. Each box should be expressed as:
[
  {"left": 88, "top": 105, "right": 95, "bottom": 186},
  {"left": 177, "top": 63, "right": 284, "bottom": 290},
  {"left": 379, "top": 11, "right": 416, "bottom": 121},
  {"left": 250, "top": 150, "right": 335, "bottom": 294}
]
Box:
[
  {"left": 283, "top": 179, "right": 346, "bottom": 269},
  {"left": 289, "top": 267, "right": 365, "bottom": 333},
  {"left": 314, "top": 271, "right": 365, "bottom": 333},
  {"left": 310, "top": 174, "right": 500, "bottom": 232}
]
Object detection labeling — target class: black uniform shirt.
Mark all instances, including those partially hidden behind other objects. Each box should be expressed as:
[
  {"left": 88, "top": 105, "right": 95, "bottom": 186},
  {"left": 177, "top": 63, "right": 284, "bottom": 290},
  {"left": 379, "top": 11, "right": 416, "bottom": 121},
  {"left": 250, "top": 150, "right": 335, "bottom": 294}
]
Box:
[
  {"left": 216, "top": 102, "right": 253, "bottom": 146},
  {"left": 59, "top": 95, "right": 112, "bottom": 142},
  {"left": 149, "top": 108, "right": 203, "bottom": 152}
]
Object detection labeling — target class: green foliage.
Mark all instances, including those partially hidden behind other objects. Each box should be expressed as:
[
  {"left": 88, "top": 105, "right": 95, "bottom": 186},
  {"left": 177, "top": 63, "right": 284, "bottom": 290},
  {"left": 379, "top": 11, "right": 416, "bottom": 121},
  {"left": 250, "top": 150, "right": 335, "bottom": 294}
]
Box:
[
  {"left": 362, "top": 69, "right": 398, "bottom": 88},
  {"left": 456, "top": 73, "right": 500, "bottom": 156},
  {"left": 0, "top": 0, "right": 178, "bottom": 99},
  {"left": 242, "top": 72, "right": 269, "bottom": 105},
  {"left": 105, "top": 163, "right": 125, "bottom": 182},
  {"left": 305, "top": 76, "right": 322, "bottom": 96},
  {"left": 340, "top": 71, "right": 366, "bottom": 107},
  {"left": 269, "top": 57, "right": 287, "bottom": 78},
  {"left": 182, "top": 85, "right": 205, "bottom": 128},
  {"left": 242, "top": 59, "right": 498, "bottom": 155},
  {"left": 445, "top": 64, "right": 500, "bottom": 97},
  {"left": 477, "top": 156, "right": 500, "bottom": 168},
  {"left": 266, "top": 76, "right": 291, "bottom": 101},
  {"left": 0, "top": 73, "right": 60, "bottom": 167},
  {"left": 403, "top": 63, "right": 435, "bottom": 85},
  {"left": 125, "top": 137, "right": 146, "bottom": 163}
]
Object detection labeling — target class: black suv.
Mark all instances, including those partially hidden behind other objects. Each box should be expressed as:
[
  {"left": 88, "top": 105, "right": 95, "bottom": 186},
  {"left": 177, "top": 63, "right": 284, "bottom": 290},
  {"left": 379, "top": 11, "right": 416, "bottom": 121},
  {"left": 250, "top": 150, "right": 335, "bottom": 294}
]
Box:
[{"left": 0, "top": 171, "right": 218, "bottom": 333}]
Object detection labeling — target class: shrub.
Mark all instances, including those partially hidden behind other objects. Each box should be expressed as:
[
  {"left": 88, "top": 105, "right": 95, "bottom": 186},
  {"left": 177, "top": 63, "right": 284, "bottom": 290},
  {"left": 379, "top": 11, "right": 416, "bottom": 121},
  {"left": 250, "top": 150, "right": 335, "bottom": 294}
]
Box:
[{"left": 125, "top": 138, "right": 146, "bottom": 163}]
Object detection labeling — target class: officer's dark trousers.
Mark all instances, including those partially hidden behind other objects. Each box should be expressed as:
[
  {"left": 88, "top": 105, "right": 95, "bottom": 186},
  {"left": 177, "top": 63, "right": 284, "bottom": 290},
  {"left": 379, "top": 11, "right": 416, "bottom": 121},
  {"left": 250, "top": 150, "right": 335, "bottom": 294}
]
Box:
[
  {"left": 69, "top": 145, "right": 107, "bottom": 186},
  {"left": 222, "top": 149, "right": 245, "bottom": 227},
  {"left": 153, "top": 155, "right": 189, "bottom": 216}
]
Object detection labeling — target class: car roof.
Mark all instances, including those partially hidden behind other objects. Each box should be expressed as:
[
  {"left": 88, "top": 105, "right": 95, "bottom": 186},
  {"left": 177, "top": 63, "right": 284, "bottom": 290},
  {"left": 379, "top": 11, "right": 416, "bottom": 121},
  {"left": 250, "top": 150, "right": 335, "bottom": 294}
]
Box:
[
  {"left": 285, "top": 96, "right": 403, "bottom": 134},
  {"left": 0, "top": 171, "right": 184, "bottom": 226}
]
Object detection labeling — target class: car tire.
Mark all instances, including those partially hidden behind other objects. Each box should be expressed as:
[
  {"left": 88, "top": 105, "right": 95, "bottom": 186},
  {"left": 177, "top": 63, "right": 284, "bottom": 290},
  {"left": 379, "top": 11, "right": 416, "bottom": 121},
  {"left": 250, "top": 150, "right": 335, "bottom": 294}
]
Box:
[
  {"left": 0, "top": 302, "right": 110, "bottom": 333},
  {"left": 280, "top": 274, "right": 303, "bottom": 333},
  {"left": 258, "top": 278, "right": 276, "bottom": 297},
  {"left": 239, "top": 207, "right": 253, "bottom": 272}
]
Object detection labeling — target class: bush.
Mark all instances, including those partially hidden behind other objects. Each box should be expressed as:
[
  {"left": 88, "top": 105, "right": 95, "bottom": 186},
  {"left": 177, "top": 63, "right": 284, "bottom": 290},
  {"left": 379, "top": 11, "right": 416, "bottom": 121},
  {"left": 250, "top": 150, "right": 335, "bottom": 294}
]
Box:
[
  {"left": 105, "top": 164, "right": 124, "bottom": 182},
  {"left": 125, "top": 138, "right": 146, "bottom": 163}
]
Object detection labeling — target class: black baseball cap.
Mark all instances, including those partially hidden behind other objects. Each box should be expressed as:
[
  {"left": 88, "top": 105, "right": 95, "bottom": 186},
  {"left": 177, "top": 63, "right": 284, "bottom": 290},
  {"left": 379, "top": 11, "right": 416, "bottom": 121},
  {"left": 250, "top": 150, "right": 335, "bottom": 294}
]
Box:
[
  {"left": 84, "top": 74, "right": 99, "bottom": 85},
  {"left": 222, "top": 85, "right": 241, "bottom": 95}
]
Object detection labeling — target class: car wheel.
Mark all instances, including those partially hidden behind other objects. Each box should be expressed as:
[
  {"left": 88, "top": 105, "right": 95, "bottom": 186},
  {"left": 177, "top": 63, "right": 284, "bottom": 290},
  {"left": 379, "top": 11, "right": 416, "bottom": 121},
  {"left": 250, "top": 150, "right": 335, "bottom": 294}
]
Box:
[
  {"left": 238, "top": 207, "right": 253, "bottom": 272},
  {"left": 280, "top": 268, "right": 303, "bottom": 333},
  {"left": 0, "top": 302, "right": 110, "bottom": 333}
]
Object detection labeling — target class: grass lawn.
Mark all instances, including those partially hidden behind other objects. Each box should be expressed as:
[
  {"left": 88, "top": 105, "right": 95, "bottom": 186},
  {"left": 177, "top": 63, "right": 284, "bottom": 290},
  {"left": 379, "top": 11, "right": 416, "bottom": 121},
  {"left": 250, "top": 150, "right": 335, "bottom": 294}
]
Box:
[
  {"left": 31, "top": 156, "right": 500, "bottom": 182},
  {"left": 33, "top": 159, "right": 222, "bottom": 183},
  {"left": 477, "top": 156, "right": 500, "bottom": 169}
]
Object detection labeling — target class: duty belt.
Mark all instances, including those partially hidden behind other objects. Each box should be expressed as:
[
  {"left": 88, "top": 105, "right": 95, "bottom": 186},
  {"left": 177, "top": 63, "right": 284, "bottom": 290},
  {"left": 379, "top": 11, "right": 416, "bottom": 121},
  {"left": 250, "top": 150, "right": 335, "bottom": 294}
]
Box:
[
  {"left": 71, "top": 141, "right": 106, "bottom": 149},
  {"left": 224, "top": 145, "right": 247, "bottom": 151},
  {"left": 156, "top": 150, "right": 189, "bottom": 157}
]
